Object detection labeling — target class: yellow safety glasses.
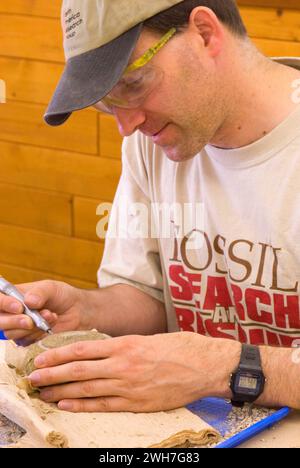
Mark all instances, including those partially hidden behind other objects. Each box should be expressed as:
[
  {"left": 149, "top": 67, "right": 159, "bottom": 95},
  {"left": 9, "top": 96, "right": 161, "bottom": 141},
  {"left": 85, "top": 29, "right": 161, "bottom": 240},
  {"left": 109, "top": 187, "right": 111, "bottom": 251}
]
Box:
[{"left": 95, "top": 28, "right": 177, "bottom": 114}]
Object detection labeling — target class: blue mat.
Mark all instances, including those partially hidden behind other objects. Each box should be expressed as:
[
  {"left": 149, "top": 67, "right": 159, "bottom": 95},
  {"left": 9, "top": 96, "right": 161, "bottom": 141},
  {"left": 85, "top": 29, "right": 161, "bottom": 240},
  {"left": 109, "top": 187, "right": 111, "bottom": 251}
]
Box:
[{"left": 187, "top": 398, "right": 290, "bottom": 448}]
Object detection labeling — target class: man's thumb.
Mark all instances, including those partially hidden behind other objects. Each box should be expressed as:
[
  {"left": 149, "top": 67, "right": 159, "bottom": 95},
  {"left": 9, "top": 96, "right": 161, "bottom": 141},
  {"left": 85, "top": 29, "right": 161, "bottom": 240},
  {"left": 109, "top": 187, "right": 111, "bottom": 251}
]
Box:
[{"left": 23, "top": 280, "right": 56, "bottom": 309}]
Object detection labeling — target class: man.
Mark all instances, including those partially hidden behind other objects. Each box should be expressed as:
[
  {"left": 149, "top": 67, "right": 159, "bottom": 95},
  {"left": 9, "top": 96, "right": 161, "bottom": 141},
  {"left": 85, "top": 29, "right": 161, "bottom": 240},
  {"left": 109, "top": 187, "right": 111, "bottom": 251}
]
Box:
[{"left": 0, "top": 0, "right": 300, "bottom": 413}]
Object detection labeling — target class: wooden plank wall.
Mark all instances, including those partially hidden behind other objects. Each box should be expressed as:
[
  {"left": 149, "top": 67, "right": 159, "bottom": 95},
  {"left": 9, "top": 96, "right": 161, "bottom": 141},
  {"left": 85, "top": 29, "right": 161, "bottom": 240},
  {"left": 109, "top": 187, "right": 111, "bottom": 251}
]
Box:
[{"left": 0, "top": 1, "right": 299, "bottom": 288}]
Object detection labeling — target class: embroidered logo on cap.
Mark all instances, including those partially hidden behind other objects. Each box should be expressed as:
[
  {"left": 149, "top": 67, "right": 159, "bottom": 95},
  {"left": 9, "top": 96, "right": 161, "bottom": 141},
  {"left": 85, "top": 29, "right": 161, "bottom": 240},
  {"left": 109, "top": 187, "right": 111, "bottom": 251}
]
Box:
[
  {"left": 64, "top": 8, "right": 84, "bottom": 40},
  {"left": 61, "top": 0, "right": 184, "bottom": 60}
]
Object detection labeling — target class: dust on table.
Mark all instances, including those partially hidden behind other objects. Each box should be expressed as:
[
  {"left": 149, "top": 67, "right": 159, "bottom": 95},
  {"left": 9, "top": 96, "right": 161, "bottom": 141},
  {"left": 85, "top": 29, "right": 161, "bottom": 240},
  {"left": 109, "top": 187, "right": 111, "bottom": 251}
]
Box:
[
  {"left": 0, "top": 413, "right": 25, "bottom": 445},
  {"left": 205, "top": 404, "right": 276, "bottom": 448},
  {"left": 225, "top": 404, "right": 275, "bottom": 437}
]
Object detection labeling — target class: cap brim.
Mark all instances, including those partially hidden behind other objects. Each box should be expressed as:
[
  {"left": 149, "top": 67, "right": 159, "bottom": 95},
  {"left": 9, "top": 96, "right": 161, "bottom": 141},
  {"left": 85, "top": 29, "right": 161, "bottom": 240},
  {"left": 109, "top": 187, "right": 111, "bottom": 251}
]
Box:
[{"left": 44, "top": 24, "right": 143, "bottom": 126}]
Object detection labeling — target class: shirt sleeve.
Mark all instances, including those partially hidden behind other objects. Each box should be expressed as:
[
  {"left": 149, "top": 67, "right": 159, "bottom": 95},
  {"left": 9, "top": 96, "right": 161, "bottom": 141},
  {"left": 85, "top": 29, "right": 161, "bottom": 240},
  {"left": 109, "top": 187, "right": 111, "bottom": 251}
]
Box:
[{"left": 97, "top": 133, "right": 164, "bottom": 303}]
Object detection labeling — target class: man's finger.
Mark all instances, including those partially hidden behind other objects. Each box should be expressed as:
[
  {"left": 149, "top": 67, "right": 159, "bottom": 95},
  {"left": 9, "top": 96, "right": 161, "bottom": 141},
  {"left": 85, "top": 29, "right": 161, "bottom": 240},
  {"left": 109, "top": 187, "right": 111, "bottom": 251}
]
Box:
[
  {"left": 0, "top": 312, "right": 34, "bottom": 332},
  {"left": 0, "top": 295, "right": 23, "bottom": 314},
  {"left": 57, "top": 396, "right": 130, "bottom": 413},
  {"left": 33, "top": 339, "right": 117, "bottom": 369},
  {"left": 29, "top": 358, "right": 117, "bottom": 387},
  {"left": 4, "top": 310, "right": 57, "bottom": 341},
  {"left": 40, "top": 309, "right": 58, "bottom": 325},
  {"left": 0, "top": 280, "right": 50, "bottom": 314},
  {"left": 39, "top": 378, "right": 124, "bottom": 402}
]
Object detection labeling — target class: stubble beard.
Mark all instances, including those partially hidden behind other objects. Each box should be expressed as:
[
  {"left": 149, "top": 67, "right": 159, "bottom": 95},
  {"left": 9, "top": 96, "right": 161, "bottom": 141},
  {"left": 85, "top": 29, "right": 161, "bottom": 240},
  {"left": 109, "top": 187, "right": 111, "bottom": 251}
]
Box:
[{"left": 162, "top": 117, "right": 222, "bottom": 162}]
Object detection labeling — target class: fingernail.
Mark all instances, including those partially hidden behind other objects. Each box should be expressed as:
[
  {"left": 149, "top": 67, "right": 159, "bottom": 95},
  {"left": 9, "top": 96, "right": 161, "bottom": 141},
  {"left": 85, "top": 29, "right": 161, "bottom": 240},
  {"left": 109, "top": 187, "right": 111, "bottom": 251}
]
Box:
[
  {"left": 34, "top": 355, "right": 45, "bottom": 367},
  {"left": 29, "top": 372, "right": 41, "bottom": 384},
  {"left": 58, "top": 401, "right": 73, "bottom": 411},
  {"left": 10, "top": 303, "right": 22, "bottom": 313},
  {"left": 25, "top": 294, "right": 41, "bottom": 306}
]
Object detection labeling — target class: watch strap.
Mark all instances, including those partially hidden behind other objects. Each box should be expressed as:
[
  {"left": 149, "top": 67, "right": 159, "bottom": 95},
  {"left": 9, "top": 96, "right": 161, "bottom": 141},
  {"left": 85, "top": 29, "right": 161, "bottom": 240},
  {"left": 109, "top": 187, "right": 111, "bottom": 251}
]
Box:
[
  {"left": 230, "top": 344, "right": 265, "bottom": 406},
  {"left": 239, "top": 344, "right": 262, "bottom": 371}
]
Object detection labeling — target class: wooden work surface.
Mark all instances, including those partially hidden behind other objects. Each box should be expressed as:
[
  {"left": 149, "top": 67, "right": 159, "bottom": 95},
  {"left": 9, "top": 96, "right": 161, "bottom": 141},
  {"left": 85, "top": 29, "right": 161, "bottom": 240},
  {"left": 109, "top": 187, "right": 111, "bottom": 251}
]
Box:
[
  {"left": 240, "top": 411, "right": 300, "bottom": 448},
  {"left": 1, "top": 410, "right": 299, "bottom": 448}
]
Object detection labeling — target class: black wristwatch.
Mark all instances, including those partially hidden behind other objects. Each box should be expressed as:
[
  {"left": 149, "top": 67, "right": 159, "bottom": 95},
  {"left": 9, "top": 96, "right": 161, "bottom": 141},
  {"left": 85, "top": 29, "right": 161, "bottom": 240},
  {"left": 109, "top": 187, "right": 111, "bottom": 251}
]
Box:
[{"left": 230, "top": 344, "right": 266, "bottom": 407}]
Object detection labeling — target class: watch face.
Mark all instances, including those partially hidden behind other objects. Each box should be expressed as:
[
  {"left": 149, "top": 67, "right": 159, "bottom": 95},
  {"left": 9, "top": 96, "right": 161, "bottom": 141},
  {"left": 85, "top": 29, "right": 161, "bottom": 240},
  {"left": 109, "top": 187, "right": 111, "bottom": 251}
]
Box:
[
  {"left": 232, "top": 371, "right": 264, "bottom": 398},
  {"left": 230, "top": 345, "right": 266, "bottom": 403},
  {"left": 238, "top": 375, "right": 259, "bottom": 391}
]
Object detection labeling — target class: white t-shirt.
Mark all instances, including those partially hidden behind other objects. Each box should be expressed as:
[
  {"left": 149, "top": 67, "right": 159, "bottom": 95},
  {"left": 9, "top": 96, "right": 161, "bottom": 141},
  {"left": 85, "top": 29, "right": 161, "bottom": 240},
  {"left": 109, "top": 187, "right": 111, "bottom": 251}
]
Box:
[{"left": 98, "top": 58, "right": 300, "bottom": 347}]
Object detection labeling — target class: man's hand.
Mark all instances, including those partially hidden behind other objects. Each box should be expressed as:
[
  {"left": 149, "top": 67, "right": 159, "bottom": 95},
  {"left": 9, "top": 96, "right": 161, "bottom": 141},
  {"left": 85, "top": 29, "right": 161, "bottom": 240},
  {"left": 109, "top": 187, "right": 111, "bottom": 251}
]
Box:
[
  {"left": 0, "top": 281, "right": 167, "bottom": 346},
  {"left": 0, "top": 280, "right": 88, "bottom": 345},
  {"left": 28, "top": 332, "right": 241, "bottom": 413}
]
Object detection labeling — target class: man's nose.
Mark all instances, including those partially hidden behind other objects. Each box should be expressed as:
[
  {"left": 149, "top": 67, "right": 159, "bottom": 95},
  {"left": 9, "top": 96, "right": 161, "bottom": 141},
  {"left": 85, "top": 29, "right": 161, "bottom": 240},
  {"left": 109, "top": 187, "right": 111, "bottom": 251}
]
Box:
[{"left": 113, "top": 107, "right": 146, "bottom": 137}]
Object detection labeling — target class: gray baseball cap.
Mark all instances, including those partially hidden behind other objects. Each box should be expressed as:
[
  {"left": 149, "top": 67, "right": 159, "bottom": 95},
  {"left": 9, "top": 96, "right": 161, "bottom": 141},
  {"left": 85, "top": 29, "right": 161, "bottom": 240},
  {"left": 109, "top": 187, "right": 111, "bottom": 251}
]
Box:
[{"left": 44, "top": 0, "right": 183, "bottom": 126}]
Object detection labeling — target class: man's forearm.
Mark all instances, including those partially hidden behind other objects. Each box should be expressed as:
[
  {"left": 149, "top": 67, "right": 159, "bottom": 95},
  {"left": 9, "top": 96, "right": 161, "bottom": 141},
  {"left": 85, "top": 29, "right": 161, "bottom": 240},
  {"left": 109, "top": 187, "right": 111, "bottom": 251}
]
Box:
[
  {"left": 256, "top": 345, "right": 300, "bottom": 409},
  {"left": 208, "top": 338, "right": 300, "bottom": 409},
  {"left": 78, "top": 284, "right": 167, "bottom": 337}
]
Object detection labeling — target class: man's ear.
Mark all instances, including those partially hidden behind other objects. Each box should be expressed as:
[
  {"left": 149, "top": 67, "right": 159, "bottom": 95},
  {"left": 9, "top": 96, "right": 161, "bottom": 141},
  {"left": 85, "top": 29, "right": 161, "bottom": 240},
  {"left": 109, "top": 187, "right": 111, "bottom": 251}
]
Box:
[{"left": 188, "top": 7, "right": 224, "bottom": 57}]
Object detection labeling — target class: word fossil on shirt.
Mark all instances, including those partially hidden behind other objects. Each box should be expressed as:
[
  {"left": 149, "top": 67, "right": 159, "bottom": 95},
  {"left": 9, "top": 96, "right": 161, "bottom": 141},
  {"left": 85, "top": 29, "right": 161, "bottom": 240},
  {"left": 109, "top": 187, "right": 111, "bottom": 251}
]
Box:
[{"left": 170, "top": 230, "right": 298, "bottom": 293}]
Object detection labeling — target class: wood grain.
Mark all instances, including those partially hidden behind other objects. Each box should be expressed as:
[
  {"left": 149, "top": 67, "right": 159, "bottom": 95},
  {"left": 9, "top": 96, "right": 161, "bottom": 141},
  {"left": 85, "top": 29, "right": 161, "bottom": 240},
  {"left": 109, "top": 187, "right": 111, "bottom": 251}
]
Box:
[
  {"left": 0, "top": 262, "right": 97, "bottom": 289},
  {"left": 0, "top": 14, "right": 63, "bottom": 63},
  {"left": 0, "top": 101, "right": 98, "bottom": 155},
  {"left": 241, "top": 7, "right": 300, "bottom": 42},
  {"left": 238, "top": 0, "right": 300, "bottom": 10},
  {"left": 0, "top": 224, "right": 103, "bottom": 281},
  {"left": 0, "top": 57, "right": 63, "bottom": 105},
  {"left": 99, "top": 114, "right": 123, "bottom": 160},
  {"left": 0, "top": 182, "right": 72, "bottom": 235},
  {"left": 73, "top": 197, "right": 108, "bottom": 242},
  {"left": 0, "top": 141, "right": 121, "bottom": 200},
  {"left": 0, "top": 0, "right": 61, "bottom": 18}
]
